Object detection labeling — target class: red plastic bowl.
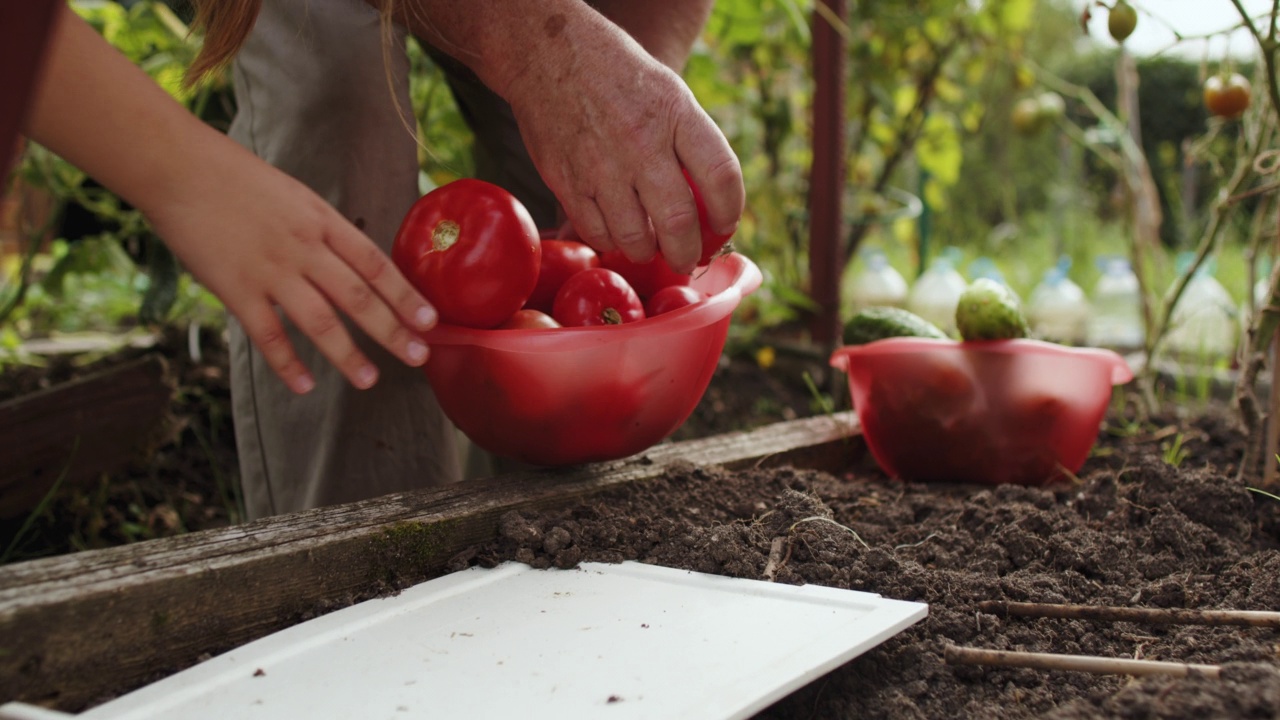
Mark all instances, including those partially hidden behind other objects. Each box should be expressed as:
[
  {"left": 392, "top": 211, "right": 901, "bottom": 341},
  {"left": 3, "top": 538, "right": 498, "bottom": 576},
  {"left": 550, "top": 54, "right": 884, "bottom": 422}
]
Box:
[
  {"left": 422, "top": 253, "right": 762, "bottom": 466},
  {"left": 830, "top": 338, "right": 1133, "bottom": 486}
]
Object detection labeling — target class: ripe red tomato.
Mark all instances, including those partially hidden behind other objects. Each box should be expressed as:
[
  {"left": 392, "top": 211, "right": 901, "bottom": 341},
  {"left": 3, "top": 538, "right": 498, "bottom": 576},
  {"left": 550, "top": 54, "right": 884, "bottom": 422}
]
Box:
[
  {"left": 1204, "top": 73, "right": 1251, "bottom": 119},
  {"left": 552, "top": 268, "right": 645, "bottom": 326},
  {"left": 498, "top": 308, "right": 562, "bottom": 330},
  {"left": 644, "top": 285, "right": 707, "bottom": 317},
  {"left": 392, "top": 179, "right": 540, "bottom": 329},
  {"left": 682, "top": 168, "right": 733, "bottom": 266},
  {"left": 599, "top": 250, "right": 691, "bottom": 300},
  {"left": 524, "top": 239, "right": 599, "bottom": 313}
]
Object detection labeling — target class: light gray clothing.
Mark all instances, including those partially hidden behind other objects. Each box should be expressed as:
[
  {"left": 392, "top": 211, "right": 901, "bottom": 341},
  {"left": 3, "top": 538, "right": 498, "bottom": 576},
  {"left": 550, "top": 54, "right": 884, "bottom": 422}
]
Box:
[
  {"left": 227, "top": 0, "right": 557, "bottom": 519},
  {"left": 226, "top": 0, "right": 464, "bottom": 520}
]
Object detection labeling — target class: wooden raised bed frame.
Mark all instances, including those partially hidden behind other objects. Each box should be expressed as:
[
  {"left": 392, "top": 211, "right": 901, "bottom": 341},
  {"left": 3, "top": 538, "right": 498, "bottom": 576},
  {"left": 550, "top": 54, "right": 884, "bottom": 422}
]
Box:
[{"left": 0, "top": 412, "right": 865, "bottom": 712}]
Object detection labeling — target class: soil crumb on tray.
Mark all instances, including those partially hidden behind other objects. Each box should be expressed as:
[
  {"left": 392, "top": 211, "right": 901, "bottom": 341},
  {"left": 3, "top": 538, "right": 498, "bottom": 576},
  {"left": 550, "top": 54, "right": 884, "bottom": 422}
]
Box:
[{"left": 449, "top": 416, "right": 1280, "bottom": 720}]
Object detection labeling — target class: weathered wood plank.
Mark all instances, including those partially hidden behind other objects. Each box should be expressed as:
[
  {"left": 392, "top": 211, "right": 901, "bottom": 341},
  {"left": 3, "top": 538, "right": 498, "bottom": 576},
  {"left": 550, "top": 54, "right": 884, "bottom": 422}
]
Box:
[
  {"left": 0, "top": 354, "right": 173, "bottom": 519},
  {"left": 0, "top": 411, "right": 864, "bottom": 711}
]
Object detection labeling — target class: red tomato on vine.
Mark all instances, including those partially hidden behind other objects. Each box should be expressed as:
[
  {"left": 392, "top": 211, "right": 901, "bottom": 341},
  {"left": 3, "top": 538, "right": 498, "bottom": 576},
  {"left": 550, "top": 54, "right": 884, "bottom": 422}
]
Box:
[{"left": 392, "top": 179, "right": 540, "bottom": 329}]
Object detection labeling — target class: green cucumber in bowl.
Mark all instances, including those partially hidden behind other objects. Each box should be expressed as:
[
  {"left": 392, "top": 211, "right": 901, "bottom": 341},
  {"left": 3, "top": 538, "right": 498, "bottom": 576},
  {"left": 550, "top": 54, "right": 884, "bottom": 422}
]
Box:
[
  {"left": 954, "top": 278, "right": 1030, "bottom": 341},
  {"left": 843, "top": 306, "right": 949, "bottom": 346}
]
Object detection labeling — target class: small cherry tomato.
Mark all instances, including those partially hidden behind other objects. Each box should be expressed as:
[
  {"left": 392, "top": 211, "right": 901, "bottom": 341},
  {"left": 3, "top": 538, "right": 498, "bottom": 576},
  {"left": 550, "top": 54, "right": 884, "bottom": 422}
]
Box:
[
  {"left": 1204, "top": 73, "right": 1252, "bottom": 119},
  {"left": 525, "top": 239, "right": 600, "bottom": 313},
  {"left": 498, "top": 308, "right": 562, "bottom": 330},
  {"left": 644, "top": 285, "right": 707, "bottom": 317},
  {"left": 682, "top": 168, "right": 733, "bottom": 266},
  {"left": 392, "top": 179, "right": 540, "bottom": 329},
  {"left": 552, "top": 268, "right": 645, "bottom": 327},
  {"left": 599, "top": 250, "right": 692, "bottom": 300}
]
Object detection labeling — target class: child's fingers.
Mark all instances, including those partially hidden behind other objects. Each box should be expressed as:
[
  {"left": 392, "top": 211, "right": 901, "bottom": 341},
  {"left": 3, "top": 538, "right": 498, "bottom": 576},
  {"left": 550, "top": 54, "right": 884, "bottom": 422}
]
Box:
[
  {"left": 232, "top": 300, "right": 316, "bottom": 395},
  {"left": 307, "top": 254, "right": 431, "bottom": 369},
  {"left": 325, "top": 220, "right": 438, "bottom": 332},
  {"left": 271, "top": 280, "right": 381, "bottom": 391}
]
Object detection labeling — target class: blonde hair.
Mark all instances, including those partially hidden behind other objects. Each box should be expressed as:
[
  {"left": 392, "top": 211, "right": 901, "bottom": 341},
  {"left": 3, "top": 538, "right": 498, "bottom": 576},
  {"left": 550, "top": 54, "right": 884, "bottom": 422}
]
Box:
[
  {"left": 184, "top": 0, "right": 262, "bottom": 86},
  {"left": 184, "top": 0, "right": 402, "bottom": 87},
  {"left": 184, "top": 1, "right": 427, "bottom": 156}
]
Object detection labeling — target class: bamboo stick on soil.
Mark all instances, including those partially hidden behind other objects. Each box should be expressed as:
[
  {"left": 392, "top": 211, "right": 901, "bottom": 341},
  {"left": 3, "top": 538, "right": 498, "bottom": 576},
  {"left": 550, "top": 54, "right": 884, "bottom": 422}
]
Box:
[
  {"left": 976, "top": 601, "right": 1280, "bottom": 629},
  {"left": 944, "top": 645, "right": 1221, "bottom": 679}
]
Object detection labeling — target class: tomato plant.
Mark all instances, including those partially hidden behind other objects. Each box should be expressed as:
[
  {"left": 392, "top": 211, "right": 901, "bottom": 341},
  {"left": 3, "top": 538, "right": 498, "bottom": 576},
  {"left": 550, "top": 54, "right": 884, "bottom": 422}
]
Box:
[
  {"left": 644, "top": 285, "right": 707, "bottom": 317},
  {"left": 498, "top": 308, "right": 562, "bottom": 330},
  {"left": 392, "top": 178, "right": 541, "bottom": 329},
  {"left": 552, "top": 268, "right": 645, "bottom": 326},
  {"left": 598, "top": 250, "right": 691, "bottom": 300},
  {"left": 524, "top": 239, "right": 599, "bottom": 313},
  {"left": 1204, "top": 73, "right": 1251, "bottom": 119},
  {"left": 682, "top": 168, "right": 733, "bottom": 266},
  {"left": 1011, "top": 92, "right": 1064, "bottom": 136}
]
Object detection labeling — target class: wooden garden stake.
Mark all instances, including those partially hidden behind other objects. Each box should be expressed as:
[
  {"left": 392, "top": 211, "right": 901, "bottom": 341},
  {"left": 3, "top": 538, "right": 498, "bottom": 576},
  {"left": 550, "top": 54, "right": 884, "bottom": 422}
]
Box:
[
  {"left": 977, "top": 601, "right": 1280, "bottom": 629},
  {"left": 944, "top": 645, "right": 1221, "bottom": 679},
  {"left": 1266, "top": 331, "right": 1279, "bottom": 487}
]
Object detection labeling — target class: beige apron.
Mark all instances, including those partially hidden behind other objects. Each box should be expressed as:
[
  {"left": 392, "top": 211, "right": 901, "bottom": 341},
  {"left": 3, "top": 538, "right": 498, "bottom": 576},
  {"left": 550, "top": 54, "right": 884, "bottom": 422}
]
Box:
[{"left": 227, "top": 0, "right": 555, "bottom": 519}]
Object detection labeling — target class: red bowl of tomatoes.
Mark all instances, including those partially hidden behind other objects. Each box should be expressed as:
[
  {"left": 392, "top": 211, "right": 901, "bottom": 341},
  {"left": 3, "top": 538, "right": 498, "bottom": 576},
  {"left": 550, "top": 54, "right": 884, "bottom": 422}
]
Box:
[
  {"left": 421, "top": 252, "right": 762, "bottom": 466},
  {"left": 830, "top": 338, "right": 1133, "bottom": 486}
]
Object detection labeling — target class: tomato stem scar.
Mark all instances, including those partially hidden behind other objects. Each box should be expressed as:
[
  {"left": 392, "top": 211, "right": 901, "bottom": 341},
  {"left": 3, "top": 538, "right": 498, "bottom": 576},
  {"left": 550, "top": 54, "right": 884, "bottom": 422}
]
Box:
[{"left": 431, "top": 220, "right": 461, "bottom": 251}]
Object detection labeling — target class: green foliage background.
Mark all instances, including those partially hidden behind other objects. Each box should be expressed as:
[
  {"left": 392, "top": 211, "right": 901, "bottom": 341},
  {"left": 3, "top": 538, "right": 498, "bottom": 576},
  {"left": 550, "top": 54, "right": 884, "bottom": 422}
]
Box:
[{"left": 1, "top": 0, "right": 1265, "bottom": 350}]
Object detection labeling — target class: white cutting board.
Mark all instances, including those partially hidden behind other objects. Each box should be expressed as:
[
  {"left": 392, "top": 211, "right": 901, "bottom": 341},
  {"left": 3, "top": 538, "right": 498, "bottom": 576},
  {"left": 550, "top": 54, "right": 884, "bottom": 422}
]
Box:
[{"left": 1, "top": 561, "right": 927, "bottom": 720}]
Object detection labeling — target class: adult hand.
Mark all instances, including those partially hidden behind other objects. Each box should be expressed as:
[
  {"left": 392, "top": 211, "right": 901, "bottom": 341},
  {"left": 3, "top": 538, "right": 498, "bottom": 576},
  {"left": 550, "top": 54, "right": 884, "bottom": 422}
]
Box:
[{"left": 499, "top": 11, "right": 744, "bottom": 274}]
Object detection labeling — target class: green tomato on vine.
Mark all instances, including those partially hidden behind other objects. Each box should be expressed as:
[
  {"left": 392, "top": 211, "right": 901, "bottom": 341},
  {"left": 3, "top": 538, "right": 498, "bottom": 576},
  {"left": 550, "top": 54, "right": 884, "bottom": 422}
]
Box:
[{"left": 1107, "top": 1, "right": 1137, "bottom": 43}]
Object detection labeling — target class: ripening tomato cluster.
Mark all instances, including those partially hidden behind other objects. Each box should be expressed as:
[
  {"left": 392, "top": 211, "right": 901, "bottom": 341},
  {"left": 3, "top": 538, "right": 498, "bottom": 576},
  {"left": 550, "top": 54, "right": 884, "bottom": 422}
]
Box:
[{"left": 391, "top": 178, "right": 730, "bottom": 332}]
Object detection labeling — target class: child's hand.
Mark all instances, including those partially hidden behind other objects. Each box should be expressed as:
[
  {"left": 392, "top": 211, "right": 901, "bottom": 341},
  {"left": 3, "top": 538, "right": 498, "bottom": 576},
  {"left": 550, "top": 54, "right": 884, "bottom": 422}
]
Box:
[
  {"left": 26, "top": 7, "right": 435, "bottom": 394},
  {"left": 143, "top": 142, "right": 438, "bottom": 394}
]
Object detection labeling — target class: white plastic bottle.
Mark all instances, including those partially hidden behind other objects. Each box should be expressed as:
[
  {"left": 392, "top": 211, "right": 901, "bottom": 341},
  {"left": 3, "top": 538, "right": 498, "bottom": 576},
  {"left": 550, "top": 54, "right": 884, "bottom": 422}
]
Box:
[
  {"left": 967, "top": 256, "right": 1007, "bottom": 287},
  {"left": 1086, "top": 256, "right": 1144, "bottom": 352},
  {"left": 907, "top": 252, "right": 968, "bottom": 337},
  {"left": 1165, "top": 255, "right": 1238, "bottom": 362},
  {"left": 1027, "top": 260, "right": 1090, "bottom": 345},
  {"left": 849, "top": 248, "right": 909, "bottom": 311}
]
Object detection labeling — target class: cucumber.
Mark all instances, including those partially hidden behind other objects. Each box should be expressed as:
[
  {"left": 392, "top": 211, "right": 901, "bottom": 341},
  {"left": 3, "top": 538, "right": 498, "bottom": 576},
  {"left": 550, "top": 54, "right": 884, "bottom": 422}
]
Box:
[
  {"left": 843, "top": 306, "right": 949, "bottom": 346},
  {"left": 954, "top": 278, "right": 1030, "bottom": 341}
]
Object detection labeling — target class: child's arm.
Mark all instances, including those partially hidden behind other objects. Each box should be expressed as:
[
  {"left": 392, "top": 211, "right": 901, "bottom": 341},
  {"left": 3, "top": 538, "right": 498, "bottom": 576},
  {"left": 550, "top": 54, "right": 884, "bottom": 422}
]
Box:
[{"left": 25, "top": 4, "right": 437, "bottom": 394}]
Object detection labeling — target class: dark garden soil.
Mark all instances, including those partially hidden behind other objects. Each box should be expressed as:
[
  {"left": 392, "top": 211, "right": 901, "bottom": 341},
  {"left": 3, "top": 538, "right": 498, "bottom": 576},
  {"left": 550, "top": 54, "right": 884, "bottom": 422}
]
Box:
[
  {"left": 7, "top": 330, "right": 1280, "bottom": 718},
  {"left": 451, "top": 408, "right": 1280, "bottom": 720}
]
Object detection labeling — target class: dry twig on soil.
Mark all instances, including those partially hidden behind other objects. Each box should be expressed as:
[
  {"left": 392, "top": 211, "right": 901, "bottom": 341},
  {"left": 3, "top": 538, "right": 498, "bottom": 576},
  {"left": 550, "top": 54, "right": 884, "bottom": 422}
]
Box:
[
  {"left": 977, "top": 601, "right": 1280, "bottom": 628},
  {"left": 944, "top": 645, "right": 1221, "bottom": 679}
]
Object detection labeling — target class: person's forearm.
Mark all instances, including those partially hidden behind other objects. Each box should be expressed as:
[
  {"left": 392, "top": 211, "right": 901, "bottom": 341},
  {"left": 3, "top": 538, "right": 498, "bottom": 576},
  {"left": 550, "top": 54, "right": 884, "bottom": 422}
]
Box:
[
  {"left": 389, "top": 0, "right": 639, "bottom": 104},
  {"left": 24, "top": 3, "right": 221, "bottom": 218},
  {"left": 589, "top": 0, "right": 715, "bottom": 70}
]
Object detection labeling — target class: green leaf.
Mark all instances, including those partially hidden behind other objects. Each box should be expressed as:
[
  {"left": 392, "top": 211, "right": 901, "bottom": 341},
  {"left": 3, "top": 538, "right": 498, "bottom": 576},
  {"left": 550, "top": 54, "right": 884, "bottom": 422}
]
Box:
[{"left": 916, "top": 113, "right": 962, "bottom": 186}]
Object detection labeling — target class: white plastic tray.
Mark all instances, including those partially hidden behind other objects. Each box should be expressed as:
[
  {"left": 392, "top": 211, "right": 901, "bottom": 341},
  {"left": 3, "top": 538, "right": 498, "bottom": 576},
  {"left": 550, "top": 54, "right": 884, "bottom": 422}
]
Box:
[{"left": 2, "top": 561, "right": 926, "bottom": 720}]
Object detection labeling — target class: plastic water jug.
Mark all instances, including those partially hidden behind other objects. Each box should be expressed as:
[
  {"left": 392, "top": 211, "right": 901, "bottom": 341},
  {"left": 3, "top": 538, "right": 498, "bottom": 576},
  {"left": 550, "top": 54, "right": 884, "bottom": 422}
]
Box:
[
  {"left": 967, "top": 257, "right": 1007, "bottom": 286},
  {"left": 849, "top": 248, "right": 909, "bottom": 311},
  {"left": 907, "top": 252, "right": 968, "bottom": 336},
  {"left": 1086, "top": 256, "right": 1144, "bottom": 351},
  {"left": 1165, "top": 255, "right": 1237, "bottom": 361},
  {"left": 1028, "top": 259, "right": 1090, "bottom": 345}
]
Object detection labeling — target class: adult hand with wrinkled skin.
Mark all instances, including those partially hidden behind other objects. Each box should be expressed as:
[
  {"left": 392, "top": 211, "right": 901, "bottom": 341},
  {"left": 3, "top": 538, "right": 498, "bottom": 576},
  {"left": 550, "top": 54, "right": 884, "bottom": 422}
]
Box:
[
  {"left": 403, "top": 0, "right": 744, "bottom": 276},
  {"left": 503, "top": 12, "right": 744, "bottom": 275}
]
